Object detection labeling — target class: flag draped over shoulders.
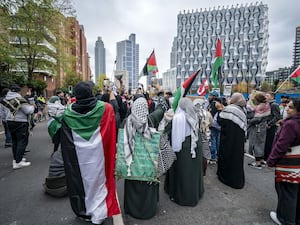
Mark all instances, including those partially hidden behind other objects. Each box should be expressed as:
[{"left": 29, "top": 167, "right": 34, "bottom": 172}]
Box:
[
  {"left": 61, "top": 101, "right": 120, "bottom": 224},
  {"left": 211, "top": 38, "right": 224, "bottom": 88}
]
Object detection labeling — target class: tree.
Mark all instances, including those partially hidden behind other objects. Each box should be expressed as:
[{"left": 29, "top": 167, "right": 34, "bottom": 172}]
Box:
[
  {"left": 95, "top": 74, "right": 108, "bottom": 91},
  {"left": 260, "top": 81, "right": 272, "bottom": 92},
  {"left": 0, "top": 0, "right": 75, "bottom": 87}
]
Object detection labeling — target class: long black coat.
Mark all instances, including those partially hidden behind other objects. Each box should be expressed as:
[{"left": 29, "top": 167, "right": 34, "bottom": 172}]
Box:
[{"left": 217, "top": 116, "right": 245, "bottom": 189}]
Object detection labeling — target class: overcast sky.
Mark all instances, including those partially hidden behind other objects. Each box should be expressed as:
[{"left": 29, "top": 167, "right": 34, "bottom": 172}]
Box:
[{"left": 73, "top": 0, "right": 300, "bottom": 80}]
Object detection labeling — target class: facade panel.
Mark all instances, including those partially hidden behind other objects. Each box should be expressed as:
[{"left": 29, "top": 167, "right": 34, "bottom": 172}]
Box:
[{"left": 175, "top": 3, "right": 269, "bottom": 90}]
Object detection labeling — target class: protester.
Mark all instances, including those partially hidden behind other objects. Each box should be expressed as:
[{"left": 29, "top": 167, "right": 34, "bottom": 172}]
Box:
[
  {"left": 60, "top": 81, "right": 120, "bottom": 224},
  {"left": 207, "top": 91, "right": 221, "bottom": 164},
  {"left": 56, "top": 90, "right": 66, "bottom": 105},
  {"left": 43, "top": 149, "right": 67, "bottom": 197},
  {"left": 267, "top": 98, "right": 300, "bottom": 225},
  {"left": 217, "top": 93, "right": 247, "bottom": 189},
  {"left": 1, "top": 84, "right": 34, "bottom": 169},
  {"left": 47, "top": 96, "right": 66, "bottom": 153},
  {"left": 0, "top": 88, "right": 12, "bottom": 147},
  {"left": 164, "top": 97, "right": 204, "bottom": 206},
  {"left": 248, "top": 92, "right": 271, "bottom": 169},
  {"left": 279, "top": 95, "right": 290, "bottom": 119},
  {"left": 122, "top": 96, "right": 165, "bottom": 219},
  {"left": 264, "top": 91, "right": 282, "bottom": 161},
  {"left": 193, "top": 97, "right": 212, "bottom": 176}
]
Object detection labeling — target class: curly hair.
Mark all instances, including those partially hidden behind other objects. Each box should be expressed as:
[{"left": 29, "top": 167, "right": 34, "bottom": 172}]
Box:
[{"left": 254, "top": 92, "right": 266, "bottom": 104}]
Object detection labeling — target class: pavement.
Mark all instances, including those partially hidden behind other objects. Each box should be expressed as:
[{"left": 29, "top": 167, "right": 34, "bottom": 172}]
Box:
[{"left": 0, "top": 121, "right": 278, "bottom": 225}]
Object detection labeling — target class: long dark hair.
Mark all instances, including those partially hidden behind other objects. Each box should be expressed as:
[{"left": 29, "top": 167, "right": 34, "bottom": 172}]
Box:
[{"left": 291, "top": 98, "right": 300, "bottom": 113}]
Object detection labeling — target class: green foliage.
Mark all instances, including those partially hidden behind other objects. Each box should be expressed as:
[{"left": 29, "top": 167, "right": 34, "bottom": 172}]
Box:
[
  {"left": 0, "top": 0, "right": 75, "bottom": 85},
  {"left": 28, "top": 79, "right": 47, "bottom": 94},
  {"left": 95, "top": 74, "right": 108, "bottom": 90},
  {"left": 63, "top": 73, "right": 82, "bottom": 89},
  {"left": 260, "top": 81, "right": 272, "bottom": 92}
]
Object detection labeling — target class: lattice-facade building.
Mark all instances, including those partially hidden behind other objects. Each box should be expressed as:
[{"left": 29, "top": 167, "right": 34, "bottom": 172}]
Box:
[{"left": 174, "top": 2, "right": 269, "bottom": 89}]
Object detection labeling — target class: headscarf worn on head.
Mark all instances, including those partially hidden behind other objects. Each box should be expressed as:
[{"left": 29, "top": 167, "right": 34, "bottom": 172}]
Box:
[
  {"left": 123, "top": 97, "right": 153, "bottom": 174},
  {"left": 172, "top": 97, "right": 199, "bottom": 158},
  {"left": 47, "top": 96, "right": 66, "bottom": 118},
  {"left": 219, "top": 92, "right": 247, "bottom": 132},
  {"left": 230, "top": 92, "right": 246, "bottom": 107}
]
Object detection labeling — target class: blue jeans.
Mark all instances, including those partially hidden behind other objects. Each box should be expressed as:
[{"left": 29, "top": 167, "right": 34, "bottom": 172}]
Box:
[
  {"left": 210, "top": 127, "right": 220, "bottom": 160},
  {"left": 2, "top": 120, "right": 12, "bottom": 144}
]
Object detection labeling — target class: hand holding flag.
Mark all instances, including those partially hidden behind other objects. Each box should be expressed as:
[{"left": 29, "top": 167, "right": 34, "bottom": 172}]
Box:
[
  {"left": 172, "top": 69, "right": 201, "bottom": 111},
  {"left": 211, "top": 38, "right": 224, "bottom": 88}
]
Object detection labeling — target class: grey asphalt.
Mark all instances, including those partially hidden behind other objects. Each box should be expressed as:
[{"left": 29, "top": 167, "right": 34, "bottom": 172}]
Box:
[{"left": 0, "top": 121, "right": 277, "bottom": 225}]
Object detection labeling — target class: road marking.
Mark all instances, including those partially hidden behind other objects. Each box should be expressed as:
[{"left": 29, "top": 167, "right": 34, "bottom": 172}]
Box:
[
  {"left": 113, "top": 191, "right": 124, "bottom": 225},
  {"left": 244, "top": 152, "right": 255, "bottom": 159}
]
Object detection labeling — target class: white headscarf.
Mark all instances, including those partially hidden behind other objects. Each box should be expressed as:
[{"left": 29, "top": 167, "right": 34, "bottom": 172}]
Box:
[{"left": 172, "top": 98, "right": 199, "bottom": 158}]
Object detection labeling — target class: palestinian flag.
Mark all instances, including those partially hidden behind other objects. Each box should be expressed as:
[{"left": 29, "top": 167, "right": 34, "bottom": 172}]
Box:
[
  {"left": 61, "top": 101, "right": 120, "bottom": 224},
  {"left": 211, "top": 38, "right": 224, "bottom": 88},
  {"left": 290, "top": 66, "right": 300, "bottom": 84},
  {"left": 172, "top": 69, "right": 201, "bottom": 111},
  {"left": 142, "top": 50, "right": 158, "bottom": 76},
  {"left": 197, "top": 78, "right": 209, "bottom": 96}
]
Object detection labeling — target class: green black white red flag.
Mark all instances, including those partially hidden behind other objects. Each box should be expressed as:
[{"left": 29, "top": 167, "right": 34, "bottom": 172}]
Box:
[
  {"left": 211, "top": 38, "right": 224, "bottom": 88},
  {"left": 172, "top": 69, "right": 201, "bottom": 112},
  {"left": 61, "top": 101, "right": 120, "bottom": 223},
  {"left": 142, "top": 50, "right": 158, "bottom": 76},
  {"left": 290, "top": 66, "right": 300, "bottom": 84}
]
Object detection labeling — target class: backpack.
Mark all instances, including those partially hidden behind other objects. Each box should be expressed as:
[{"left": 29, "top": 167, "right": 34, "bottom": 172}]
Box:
[{"left": 0, "top": 97, "right": 28, "bottom": 118}]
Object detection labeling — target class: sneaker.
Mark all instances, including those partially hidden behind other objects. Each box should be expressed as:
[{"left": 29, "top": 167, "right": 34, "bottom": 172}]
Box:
[
  {"left": 270, "top": 211, "right": 281, "bottom": 225},
  {"left": 248, "top": 161, "right": 256, "bottom": 166},
  {"left": 12, "top": 159, "right": 25, "bottom": 168},
  {"left": 209, "top": 159, "right": 217, "bottom": 165},
  {"left": 248, "top": 162, "right": 263, "bottom": 169},
  {"left": 13, "top": 161, "right": 31, "bottom": 169},
  {"left": 261, "top": 160, "right": 267, "bottom": 167},
  {"left": 5, "top": 143, "right": 12, "bottom": 148}
]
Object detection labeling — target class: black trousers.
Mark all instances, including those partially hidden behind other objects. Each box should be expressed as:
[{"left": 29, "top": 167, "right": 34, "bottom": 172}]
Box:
[
  {"left": 52, "top": 129, "right": 61, "bottom": 152},
  {"left": 7, "top": 121, "right": 29, "bottom": 163},
  {"left": 275, "top": 181, "right": 300, "bottom": 225},
  {"left": 264, "top": 125, "right": 277, "bottom": 161}
]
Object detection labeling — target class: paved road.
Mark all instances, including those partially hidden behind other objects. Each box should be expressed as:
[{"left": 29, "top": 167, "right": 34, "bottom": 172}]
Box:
[{"left": 0, "top": 121, "right": 278, "bottom": 225}]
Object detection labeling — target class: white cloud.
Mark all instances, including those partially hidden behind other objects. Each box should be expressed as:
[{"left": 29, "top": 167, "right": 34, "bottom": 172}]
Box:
[{"left": 73, "top": 0, "right": 300, "bottom": 80}]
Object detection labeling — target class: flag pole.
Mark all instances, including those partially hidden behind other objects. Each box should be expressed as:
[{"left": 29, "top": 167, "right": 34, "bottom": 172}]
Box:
[{"left": 275, "top": 77, "right": 290, "bottom": 93}]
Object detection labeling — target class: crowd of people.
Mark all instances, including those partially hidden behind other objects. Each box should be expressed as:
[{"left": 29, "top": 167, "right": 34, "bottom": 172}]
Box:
[{"left": 0, "top": 81, "right": 300, "bottom": 225}]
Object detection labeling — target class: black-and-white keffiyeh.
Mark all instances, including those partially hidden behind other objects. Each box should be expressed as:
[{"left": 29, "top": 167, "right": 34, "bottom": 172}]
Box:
[
  {"left": 219, "top": 104, "right": 247, "bottom": 133},
  {"left": 124, "top": 97, "right": 153, "bottom": 175},
  {"left": 172, "top": 97, "right": 199, "bottom": 158}
]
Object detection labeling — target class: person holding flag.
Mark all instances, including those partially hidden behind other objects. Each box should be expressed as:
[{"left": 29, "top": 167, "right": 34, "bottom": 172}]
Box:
[
  {"left": 211, "top": 37, "right": 224, "bottom": 89},
  {"left": 164, "top": 70, "right": 204, "bottom": 206}
]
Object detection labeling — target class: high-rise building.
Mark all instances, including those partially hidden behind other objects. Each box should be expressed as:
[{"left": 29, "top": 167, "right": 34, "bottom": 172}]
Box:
[
  {"left": 94, "top": 36, "right": 106, "bottom": 81},
  {"left": 116, "top": 33, "right": 139, "bottom": 90},
  {"left": 293, "top": 26, "right": 300, "bottom": 70},
  {"left": 170, "top": 37, "right": 177, "bottom": 68},
  {"left": 175, "top": 3, "right": 269, "bottom": 89}
]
